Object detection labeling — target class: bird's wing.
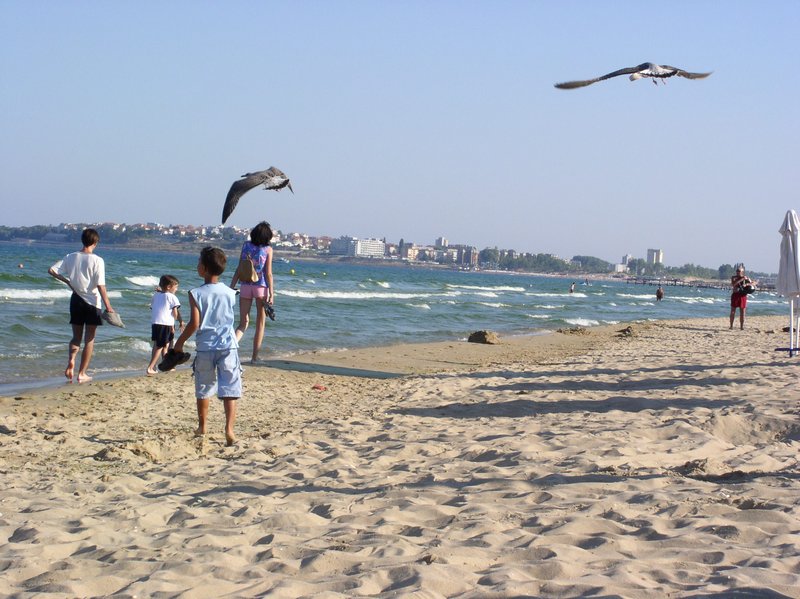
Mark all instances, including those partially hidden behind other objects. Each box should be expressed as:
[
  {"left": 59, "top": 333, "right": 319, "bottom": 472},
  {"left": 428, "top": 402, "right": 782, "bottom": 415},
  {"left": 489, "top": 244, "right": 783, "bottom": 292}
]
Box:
[
  {"left": 263, "top": 166, "right": 293, "bottom": 192},
  {"left": 222, "top": 173, "right": 264, "bottom": 224},
  {"left": 554, "top": 64, "right": 649, "bottom": 89},
  {"left": 664, "top": 66, "right": 713, "bottom": 80}
]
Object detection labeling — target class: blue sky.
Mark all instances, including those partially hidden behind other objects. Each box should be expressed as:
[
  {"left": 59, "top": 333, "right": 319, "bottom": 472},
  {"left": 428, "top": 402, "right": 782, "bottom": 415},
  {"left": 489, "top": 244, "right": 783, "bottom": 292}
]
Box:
[{"left": 1, "top": 1, "right": 798, "bottom": 272}]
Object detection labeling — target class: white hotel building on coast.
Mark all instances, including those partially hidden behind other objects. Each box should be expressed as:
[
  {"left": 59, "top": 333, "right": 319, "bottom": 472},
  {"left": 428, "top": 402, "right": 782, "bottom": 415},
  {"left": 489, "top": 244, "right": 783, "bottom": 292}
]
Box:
[{"left": 329, "top": 236, "right": 387, "bottom": 258}]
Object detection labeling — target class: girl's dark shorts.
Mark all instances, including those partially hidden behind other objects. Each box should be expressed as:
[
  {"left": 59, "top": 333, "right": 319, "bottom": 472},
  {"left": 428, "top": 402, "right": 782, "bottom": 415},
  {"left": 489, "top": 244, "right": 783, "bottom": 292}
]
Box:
[
  {"left": 151, "top": 324, "right": 174, "bottom": 349},
  {"left": 69, "top": 293, "right": 103, "bottom": 326}
]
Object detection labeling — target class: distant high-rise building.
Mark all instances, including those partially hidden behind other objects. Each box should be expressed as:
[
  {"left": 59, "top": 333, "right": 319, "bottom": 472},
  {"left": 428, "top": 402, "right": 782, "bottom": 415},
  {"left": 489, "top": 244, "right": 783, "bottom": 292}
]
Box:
[
  {"left": 622, "top": 254, "right": 633, "bottom": 265},
  {"left": 435, "top": 236, "right": 449, "bottom": 248},
  {"left": 647, "top": 249, "right": 664, "bottom": 265}
]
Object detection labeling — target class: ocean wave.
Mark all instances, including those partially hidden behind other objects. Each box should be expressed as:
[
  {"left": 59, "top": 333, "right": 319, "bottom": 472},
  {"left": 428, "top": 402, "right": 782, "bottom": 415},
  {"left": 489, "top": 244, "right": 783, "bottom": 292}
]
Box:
[
  {"left": 0, "top": 288, "right": 71, "bottom": 300},
  {"left": 677, "top": 297, "right": 716, "bottom": 305},
  {"left": 564, "top": 318, "right": 600, "bottom": 327},
  {"left": 0, "top": 351, "right": 44, "bottom": 359},
  {"left": 126, "top": 275, "right": 160, "bottom": 287},
  {"left": 527, "top": 314, "right": 550, "bottom": 319},
  {"left": 0, "top": 288, "right": 120, "bottom": 301},
  {"left": 479, "top": 302, "right": 511, "bottom": 308},
  {"left": 749, "top": 298, "right": 782, "bottom": 305},
  {"left": 359, "top": 279, "right": 390, "bottom": 289},
  {"left": 526, "top": 292, "right": 575, "bottom": 298},
  {"left": 407, "top": 303, "right": 431, "bottom": 310},
  {"left": 538, "top": 304, "right": 564, "bottom": 309},
  {"left": 278, "top": 290, "right": 448, "bottom": 300},
  {"left": 617, "top": 293, "right": 659, "bottom": 300},
  {"left": 447, "top": 284, "right": 525, "bottom": 292}
]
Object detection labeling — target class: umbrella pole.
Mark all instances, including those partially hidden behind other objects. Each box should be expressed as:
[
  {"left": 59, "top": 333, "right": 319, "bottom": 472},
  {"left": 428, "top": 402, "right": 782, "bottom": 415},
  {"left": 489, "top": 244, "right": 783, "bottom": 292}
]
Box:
[{"left": 792, "top": 299, "right": 796, "bottom": 357}]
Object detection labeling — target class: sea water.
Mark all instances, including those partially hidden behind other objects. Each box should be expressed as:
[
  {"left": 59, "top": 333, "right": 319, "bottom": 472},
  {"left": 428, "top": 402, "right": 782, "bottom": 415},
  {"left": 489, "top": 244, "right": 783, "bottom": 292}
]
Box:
[{"left": 0, "top": 241, "right": 786, "bottom": 393}]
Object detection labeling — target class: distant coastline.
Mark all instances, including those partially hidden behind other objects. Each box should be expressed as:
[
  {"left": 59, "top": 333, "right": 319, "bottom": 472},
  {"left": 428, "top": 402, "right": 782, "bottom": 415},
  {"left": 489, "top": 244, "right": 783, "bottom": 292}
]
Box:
[
  {"left": 0, "top": 238, "right": 736, "bottom": 287},
  {"left": 6, "top": 239, "right": 740, "bottom": 295}
]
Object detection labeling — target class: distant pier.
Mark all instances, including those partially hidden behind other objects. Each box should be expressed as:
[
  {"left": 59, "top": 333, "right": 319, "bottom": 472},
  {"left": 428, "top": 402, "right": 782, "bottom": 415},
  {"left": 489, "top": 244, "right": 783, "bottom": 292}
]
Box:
[{"left": 625, "top": 277, "right": 775, "bottom": 292}]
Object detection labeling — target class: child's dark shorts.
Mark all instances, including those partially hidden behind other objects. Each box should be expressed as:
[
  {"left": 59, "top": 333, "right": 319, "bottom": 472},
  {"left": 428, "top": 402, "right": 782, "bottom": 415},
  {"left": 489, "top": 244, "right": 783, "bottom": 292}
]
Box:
[
  {"left": 151, "top": 324, "right": 174, "bottom": 349},
  {"left": 69, "top": 293, "right": 103, "bottom": 326}
]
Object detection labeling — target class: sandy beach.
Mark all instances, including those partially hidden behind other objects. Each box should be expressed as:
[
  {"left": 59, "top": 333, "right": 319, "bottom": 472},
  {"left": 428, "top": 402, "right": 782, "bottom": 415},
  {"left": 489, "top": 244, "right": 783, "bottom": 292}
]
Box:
[{"left": 1, "top": 315, "right": 799, "bottom": 598}]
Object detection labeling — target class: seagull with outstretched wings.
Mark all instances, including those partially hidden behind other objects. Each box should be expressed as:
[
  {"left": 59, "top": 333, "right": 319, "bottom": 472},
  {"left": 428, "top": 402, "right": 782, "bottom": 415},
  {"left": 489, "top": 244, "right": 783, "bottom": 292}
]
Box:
[
  {"left": 554, "top": 62, "right": 712, "bottom": 89},
  {"left": 222, "top": 166, "right": 293, "bottom": 224}
]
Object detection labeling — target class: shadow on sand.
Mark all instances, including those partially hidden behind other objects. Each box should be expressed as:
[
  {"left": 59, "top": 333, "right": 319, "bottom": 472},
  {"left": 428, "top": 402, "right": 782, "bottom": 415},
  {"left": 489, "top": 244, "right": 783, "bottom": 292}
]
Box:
[
  {"left": 392, "top": 395, "right": 744, "bottom": 419},
  {"left": 255, "top": 359, "right": 405, "bottom": 380}
]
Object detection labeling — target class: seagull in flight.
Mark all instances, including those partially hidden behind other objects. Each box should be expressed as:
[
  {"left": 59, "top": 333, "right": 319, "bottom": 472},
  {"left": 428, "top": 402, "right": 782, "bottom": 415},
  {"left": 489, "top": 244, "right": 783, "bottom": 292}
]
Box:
[
  {"left": 222, "top": 166, "right": 293, "bottom": 224},
  {"left": 554, "top": 62, "right": 712, "bottom": 89}
]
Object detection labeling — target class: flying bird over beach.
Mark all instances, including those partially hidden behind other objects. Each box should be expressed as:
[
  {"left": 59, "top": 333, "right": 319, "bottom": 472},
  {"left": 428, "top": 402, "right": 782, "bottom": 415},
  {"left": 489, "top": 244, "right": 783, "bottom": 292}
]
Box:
[
  {"left": 222, "top": 166, "right": 293, "bottom": 224},
  {"left": 554, "top": 62, "right": 712, "bottom": 89}
]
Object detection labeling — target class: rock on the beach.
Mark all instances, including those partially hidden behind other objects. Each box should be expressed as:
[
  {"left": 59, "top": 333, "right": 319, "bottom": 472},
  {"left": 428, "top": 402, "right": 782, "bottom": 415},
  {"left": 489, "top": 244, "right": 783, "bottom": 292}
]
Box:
[{"left": 468, "top": 330, "right": 500, "bottom": 344}]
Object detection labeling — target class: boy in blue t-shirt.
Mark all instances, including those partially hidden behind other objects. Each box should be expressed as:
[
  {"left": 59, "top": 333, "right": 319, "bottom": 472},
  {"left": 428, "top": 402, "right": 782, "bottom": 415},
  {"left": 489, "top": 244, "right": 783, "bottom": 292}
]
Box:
[{"left": 173, "top": 247, "right": 241, "bottom": 446}]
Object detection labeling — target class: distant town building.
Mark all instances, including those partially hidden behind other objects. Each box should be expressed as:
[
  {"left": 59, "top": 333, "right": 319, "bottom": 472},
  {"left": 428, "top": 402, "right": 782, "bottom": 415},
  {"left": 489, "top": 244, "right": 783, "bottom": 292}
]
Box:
[
  {"left": 401, "top": 244, "right": 419, "bottom": 261},
  {"left": 356, "top": 238, "right": 386, "bottom": 258},
  {"left": 647, "top": 248, "right": 664, "bottom": 265},
  {"left": 435, "top": 236, "right": 449, "bottom": 248},
  {"left": 453, "top": 245, "right": 479, "bottom": 268},
  {"left": 329, "top": 236, "right": 386, "bottom": 258},
  {"left": 616, "top": 254, "right": 634, "bottom": 273}
]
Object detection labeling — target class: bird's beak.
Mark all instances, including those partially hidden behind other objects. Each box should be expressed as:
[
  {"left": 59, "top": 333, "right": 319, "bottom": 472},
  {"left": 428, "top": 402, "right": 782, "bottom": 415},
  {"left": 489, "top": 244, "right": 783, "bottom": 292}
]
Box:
[{"left": 287, "top": 182, "right": 294, "bottom": 194}]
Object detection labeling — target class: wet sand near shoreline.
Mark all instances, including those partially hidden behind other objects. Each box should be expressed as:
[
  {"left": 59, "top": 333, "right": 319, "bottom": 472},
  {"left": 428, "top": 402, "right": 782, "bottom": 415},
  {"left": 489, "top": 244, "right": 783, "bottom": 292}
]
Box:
[{"left": 1, "top": 316, "right": 799, "bottom": 597}]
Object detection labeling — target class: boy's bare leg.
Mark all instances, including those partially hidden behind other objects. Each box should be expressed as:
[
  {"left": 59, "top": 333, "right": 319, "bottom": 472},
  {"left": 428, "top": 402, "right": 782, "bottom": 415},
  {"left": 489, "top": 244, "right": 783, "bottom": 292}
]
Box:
[
  {"left": 222, "top": 398, "right": 237, "bottom": 446},
  {"left": 147, "top": 345, "right": 161, "bottom": 374},
  {"left": 740, "top": 308, "right": 746, "bottom": 330},
  {"left": 195, "top": 398, "right": 210, "bottom": 436},
  {"left": 729, "top": 308, "right": 736, "bottom": 329},
  {"left": 76, "top": 325, "right": 97, "bottom": 383}
]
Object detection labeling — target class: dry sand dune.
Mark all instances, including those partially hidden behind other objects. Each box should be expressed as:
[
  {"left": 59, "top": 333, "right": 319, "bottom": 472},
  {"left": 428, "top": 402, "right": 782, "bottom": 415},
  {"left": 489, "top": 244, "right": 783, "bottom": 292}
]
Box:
[{"left": 1, "top": 316, "right": 799, "bottom": 597}]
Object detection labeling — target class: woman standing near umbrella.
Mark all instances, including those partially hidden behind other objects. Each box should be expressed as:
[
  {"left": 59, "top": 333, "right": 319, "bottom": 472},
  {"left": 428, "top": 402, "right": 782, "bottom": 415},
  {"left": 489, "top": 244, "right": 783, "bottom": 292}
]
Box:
[
  {"left": 231, "top": 221, "right": 274, "bottom": 362},
  {"left": 730, "top": 264, "right": 754, "bottom": 330}
]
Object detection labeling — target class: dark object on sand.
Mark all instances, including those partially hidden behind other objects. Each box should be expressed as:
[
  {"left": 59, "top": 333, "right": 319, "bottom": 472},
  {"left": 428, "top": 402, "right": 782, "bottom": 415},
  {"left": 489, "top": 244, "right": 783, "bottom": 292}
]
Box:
[
  {"left": 222, "top": 166, "right": 293, "bottom": 224},
  {"left": 468, "top": 330, "right": 500, "bottom": 344},
  {"left": 555, "top": 62, "right": 712, "bottom": 89},
  {"left": 158, "top": 349, "right": 192, "bottom": 371}
]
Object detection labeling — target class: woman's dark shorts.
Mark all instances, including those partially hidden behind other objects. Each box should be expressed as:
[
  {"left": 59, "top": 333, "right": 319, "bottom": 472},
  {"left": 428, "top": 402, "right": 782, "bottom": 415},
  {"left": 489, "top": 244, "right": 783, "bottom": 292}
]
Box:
[
  {"left": 151, "top": 324, "right": 174, "bottom": 349},
  {"left": 69, "top": 293, "right": 103, "bottom": 326}
]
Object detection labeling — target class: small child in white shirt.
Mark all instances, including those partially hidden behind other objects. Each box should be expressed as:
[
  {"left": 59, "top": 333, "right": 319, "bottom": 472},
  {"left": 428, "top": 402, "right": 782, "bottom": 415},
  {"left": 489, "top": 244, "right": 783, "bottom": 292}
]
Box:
[{"left": 146, "top": 275, "right": 183, "bottom": 374}]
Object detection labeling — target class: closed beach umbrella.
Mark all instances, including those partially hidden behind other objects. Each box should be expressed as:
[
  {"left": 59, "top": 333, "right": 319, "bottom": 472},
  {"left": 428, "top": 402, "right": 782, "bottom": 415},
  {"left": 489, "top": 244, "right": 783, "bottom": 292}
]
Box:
[{"left": 777, "top": 210, "right": 800, "bottom": 354}]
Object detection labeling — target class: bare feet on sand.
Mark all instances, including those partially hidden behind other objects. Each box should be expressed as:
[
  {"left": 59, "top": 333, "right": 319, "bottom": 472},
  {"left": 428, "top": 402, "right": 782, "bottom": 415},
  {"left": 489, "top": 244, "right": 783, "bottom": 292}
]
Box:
[
  {"left": 76, "top": 374, "right": 93, "bottom": 384},
  {"left": 225, "top": 431, "right": 236, "bottom": 446},
  {"left": 146, "top": 368, "right": 159, "bottom": 375},
  {"left": 194, "top": 428, "right": 206, "bottom": 438}
]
